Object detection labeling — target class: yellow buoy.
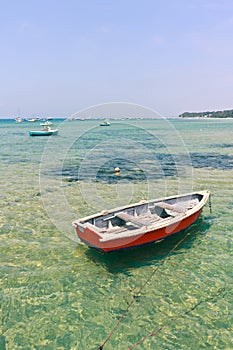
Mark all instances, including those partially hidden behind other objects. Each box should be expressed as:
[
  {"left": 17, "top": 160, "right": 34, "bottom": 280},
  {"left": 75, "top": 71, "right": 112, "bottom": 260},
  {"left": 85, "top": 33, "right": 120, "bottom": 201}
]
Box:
[{"left": 115, "top": 167, "right": 120, "bottom": 175}]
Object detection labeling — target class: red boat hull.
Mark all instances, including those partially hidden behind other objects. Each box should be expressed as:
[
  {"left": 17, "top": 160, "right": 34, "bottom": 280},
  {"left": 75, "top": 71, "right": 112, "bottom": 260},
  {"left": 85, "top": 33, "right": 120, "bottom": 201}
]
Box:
[{"left": 75, "top": 208, "right": 203, "bottom": 253}]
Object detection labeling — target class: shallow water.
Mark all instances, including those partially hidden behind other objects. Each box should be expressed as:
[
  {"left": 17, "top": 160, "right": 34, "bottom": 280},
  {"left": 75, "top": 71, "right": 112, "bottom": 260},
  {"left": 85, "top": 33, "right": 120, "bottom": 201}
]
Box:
[{"left": 0, "top": 118, "right": 232, "bottom": 349}]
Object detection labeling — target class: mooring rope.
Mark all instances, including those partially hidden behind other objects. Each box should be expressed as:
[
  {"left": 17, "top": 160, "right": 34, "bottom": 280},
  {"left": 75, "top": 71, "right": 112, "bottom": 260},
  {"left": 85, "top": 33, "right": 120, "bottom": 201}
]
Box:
[
  {"left": 97, "top": 231, "right": 192, "bottom": 350},
  {"left": 208, "top": 193, "right": 212, "bottom": 214},
  {"left": 97, "top": 194, "right": 213, "bottom": 350},
  {"left": 127, "top": 287, "right": 225, "bottom": 350}
]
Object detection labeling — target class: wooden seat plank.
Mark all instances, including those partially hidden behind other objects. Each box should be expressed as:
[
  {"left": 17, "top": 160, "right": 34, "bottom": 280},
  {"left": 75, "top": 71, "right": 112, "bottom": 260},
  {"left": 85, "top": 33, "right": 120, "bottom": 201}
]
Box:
[
  {"left": 154, "top": 202, "right": 186, "bottom": 213},
  {"left": 115, "top": 212, "right": 147, "bottom": 227}
]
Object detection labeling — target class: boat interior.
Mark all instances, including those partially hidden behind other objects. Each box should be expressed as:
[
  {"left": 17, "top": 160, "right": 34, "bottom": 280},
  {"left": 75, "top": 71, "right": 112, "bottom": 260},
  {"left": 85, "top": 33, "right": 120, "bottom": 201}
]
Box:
[{"left": 79, "top": 193, "right": 203, "bottom": 234}]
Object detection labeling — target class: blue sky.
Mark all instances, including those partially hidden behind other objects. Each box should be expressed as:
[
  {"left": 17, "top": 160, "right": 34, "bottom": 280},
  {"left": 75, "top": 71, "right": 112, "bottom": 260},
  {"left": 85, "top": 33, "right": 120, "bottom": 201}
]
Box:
[{"left": 1, "top": 0, "right": 233, "bottom": 118}]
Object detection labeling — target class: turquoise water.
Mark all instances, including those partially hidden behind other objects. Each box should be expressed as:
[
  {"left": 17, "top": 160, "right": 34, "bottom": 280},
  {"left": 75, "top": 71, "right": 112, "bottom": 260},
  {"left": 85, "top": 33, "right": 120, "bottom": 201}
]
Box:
[{"left": 0, "top": 118, "right": 232, "bottom": 349}]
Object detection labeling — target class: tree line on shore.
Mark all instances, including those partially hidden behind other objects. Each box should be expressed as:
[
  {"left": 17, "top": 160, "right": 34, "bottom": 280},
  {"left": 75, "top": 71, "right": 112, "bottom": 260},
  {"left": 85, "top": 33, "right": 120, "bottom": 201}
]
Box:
[{"left": 179, "top": 109, "right": 233, "bottom": 118}]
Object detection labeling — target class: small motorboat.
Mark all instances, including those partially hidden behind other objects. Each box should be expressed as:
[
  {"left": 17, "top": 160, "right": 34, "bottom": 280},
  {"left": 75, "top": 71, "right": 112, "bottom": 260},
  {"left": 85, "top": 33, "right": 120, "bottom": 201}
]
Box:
[
  {"left": 73, "top": 190, "right": 210, "bottom": 253},
  {"left": 100, "top": 120, "right": 110, "bottom": 126},
  {"left": 29, "top": 127, "right": 58, "bottom": 136},
  {"left": 27, "top": 118, "right": 40, "bottom": 122},
  {"left": 15, "top": 117, "right": 24, "bottom": 123},
  {"left": 40, "top": 121, "right": 53, "bottom": 126}
]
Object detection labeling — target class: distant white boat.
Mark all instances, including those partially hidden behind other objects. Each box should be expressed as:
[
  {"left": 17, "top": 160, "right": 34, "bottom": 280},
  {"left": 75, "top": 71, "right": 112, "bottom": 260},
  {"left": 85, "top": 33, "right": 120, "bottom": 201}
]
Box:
[
  {"left": 40, "top": 121, "right": 53, "bottom": 126},
  {"left": 15, "top": 117, "right": 24, "bottom": 123}
]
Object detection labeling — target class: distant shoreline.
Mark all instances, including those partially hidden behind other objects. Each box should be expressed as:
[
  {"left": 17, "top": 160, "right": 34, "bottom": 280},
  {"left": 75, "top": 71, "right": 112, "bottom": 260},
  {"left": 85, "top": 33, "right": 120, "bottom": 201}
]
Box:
[
  {"left": 179, "top": 109, "right": 233, "bottom": 118},
  {"left": 1, "top": 115, "right": 233, "bottom": 121}
]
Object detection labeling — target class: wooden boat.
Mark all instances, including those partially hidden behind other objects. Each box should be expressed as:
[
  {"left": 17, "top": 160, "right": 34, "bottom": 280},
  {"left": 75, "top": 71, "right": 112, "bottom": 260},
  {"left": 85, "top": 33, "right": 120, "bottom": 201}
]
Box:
[
  {"left": 29, "top": 127, "right": 58, "bottom": 136},
  {"left": 73, "top": 190, "right": 210, "bottom": 253}
]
